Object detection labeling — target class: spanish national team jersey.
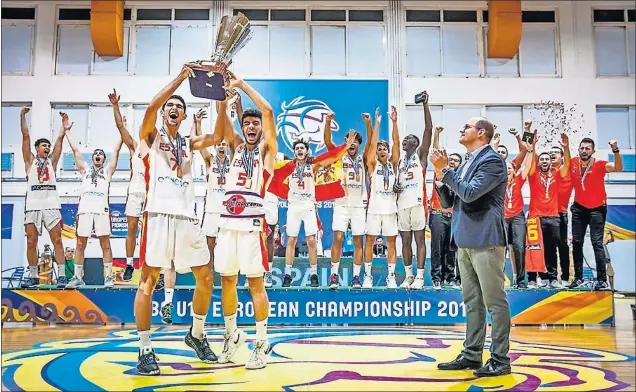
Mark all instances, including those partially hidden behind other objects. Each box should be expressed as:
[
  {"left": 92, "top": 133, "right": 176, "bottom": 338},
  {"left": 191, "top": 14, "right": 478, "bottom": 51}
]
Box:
[
  {"left": 288, "top": 160, "right": 316, "bottom": 206},
  {"left": 25, "top": 158, "right": 61, "bottom": 211},
  {"left": 218, "top": 144, "right": 270, "bottom": 232},
  {"left": 368, "top": 161, "right": 397, "bottom": 214},
  {"left": 77, "top": 166, "right": 111, "bottom": 215},
  {"left": 204, "top": 156, "right": 230, "bottom": 214},
  {"left": 335, "top": 153, "right": 367, "bottom": 208},
  {"left": 528, "top": 168, "right": 560, "bottom": 217},
  {"left": 144, "top": 127, "right": 196, "bottom": 219},
  {"left": 397, "top": 154, "right": 425, "bottom": 211}
]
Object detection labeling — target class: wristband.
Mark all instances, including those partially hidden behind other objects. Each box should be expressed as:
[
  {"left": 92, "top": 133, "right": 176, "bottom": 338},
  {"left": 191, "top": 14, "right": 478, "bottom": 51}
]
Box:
[{"left": 612, "top": 149, "right": 620, "bottom": 153}]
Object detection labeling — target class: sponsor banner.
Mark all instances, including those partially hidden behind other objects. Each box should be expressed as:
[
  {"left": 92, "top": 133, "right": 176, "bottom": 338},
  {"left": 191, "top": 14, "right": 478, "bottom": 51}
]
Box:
[
  {"left": 1, "top": 288, "right": 613, "bottom": 326},
  {"left": 1, "top": 203, "right": 13, "bottom": 239}
]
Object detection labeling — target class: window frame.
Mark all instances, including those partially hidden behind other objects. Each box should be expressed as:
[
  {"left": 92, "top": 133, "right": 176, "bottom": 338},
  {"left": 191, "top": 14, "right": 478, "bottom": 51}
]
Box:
[
  {"left": 1, "top": 7, "right": 37, "bottom": 76},
  {"left": 596, "top": 105, "right": 636, "bottom": 150},
  {"left": 592, "top": 8, "right": 635, "bottom": 78}
]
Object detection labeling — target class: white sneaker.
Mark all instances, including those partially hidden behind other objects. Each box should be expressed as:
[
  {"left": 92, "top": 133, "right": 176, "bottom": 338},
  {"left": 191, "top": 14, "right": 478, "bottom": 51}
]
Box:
[
  {"left": 400, "top": 276, "right": 414, "bottom": 289},
  {"left": 528, "top": 281, "right": 537, "bottom": 289},
  {"left": 410, "top": 277, "right": 425, "bottom": 290},
  {"left": 245, "top": 339, "right": 272, "bottom": 370},
  {"left": 65, "top": 276, "right": 85, "bottom": 289},
  {"left": 362, "top": 275, "right": 373, "bottom": 289},
  {"left": 537, "top": 278, "right": 547, "bottom": 288},
  {"left": 217, "top": 328, "right": 247, "bottom": 364},
  {"left": 104, "top": 275, "right": 115, "bottom": 288},
  {"left": 386, "top": 274, "right": 397, "bottom": 289},
  {"left": 264, "top": 272, "right": 273, "bottom": 288}
]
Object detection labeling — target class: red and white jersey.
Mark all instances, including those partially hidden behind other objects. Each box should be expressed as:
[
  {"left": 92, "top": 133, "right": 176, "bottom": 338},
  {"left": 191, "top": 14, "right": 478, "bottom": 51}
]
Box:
[
  {"left": 368, "top": 161, "right": 397, "bottom": 214},
  {"left": 25, "top": 158, "right": 61, "bottom": 211},
  {"left": 78, "top": 166, "right": 111, "bottom": 215},
  {"left": 219, "top": 144, "right": 269, "bottom": 232},
  {"left": 143, "top": 128, "right": 196, "bottom": 219},
  {"left": 204, "top": 156, "right": 230, "bottom": 214},
  {"left": 288, "top": 161, "right": 315, "bottom": 206},
  {"left": 128, "top": 151, "right": 145, "bottom": 195},
  {"left": 397, "top": 154, "right": 426, "bottom": 210},
  {"left": 335, "top": 153, "right": 367, "bottom": 208}
]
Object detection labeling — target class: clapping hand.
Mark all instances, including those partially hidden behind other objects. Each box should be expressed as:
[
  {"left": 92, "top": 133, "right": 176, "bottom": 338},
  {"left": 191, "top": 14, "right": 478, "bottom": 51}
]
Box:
[{"left": 430, "top": 148, "right": 448, "bottom": 171}]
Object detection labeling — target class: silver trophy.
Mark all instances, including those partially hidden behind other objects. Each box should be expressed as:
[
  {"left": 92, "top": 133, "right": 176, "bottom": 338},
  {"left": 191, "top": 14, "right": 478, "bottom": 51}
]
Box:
[{"left": 188, "top": 12, "right": 253, "bottom": 101}]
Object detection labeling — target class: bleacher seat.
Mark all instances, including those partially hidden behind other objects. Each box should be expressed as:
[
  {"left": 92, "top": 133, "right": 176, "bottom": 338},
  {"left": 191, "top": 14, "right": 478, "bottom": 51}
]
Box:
[
  {"left": 1, "top": 153, "right": 14, "bottom": 172},
  {"left": 61, "top": 152, "right": 130, "bottom": 171},
  {"left": 609, "top": 153, "right": 635, "bottom": 172}
]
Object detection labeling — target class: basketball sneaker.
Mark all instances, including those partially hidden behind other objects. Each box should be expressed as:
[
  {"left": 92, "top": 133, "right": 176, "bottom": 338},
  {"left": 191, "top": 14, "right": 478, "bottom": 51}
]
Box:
[
  {"left": 594, "top": 281, "right": 611, "bottom": 291},
  {"left": 161, "top": 303, "right": 172, "bottom": 325},
  {"left": 137, "top": 347, "right": 160, "bottom": 376},
  {"left": 400, "top": 276, "right": 414, "bottom": 289},
  {"left": 245, "top": 339, "right": 272, "bottom": 370},
  {"left": 282, "top": 274, "right": 292, "bottom": 288},
  {"left": 527, "top": 281, "right": 537, "bottom": 289},
  {"left": 123, "top": 265, "right": 134, "bottom": 282},
  {"left": 20, "top": 277, "right": 39, "bottom": 289},
  {"left": 362, "top": 275, "right": 373, "bottom": 289},
  {"left": 329, "top": 273, "right": 340, "bottom": 290},
  {"left": 351, "top": 275, "right": 362, "bottom": 289},
  {"left": 433, "top": 280, "right": 442, "bottom": 290},
  {"left": 386, "top": 274, "right": 397, "bottom": 288},
  {"left": 410, "top": 277, "right": 425, "bottom": 290},
  {"left": 264, "top": 271, "right": 273, "bottom": 288},
  {"left": 568, "top": 279, "right": 585, "bottom": 289},
  {"left": 218, "top": 328, "right": 247, "bottom": 364},
  {"left": 184, "top": 327, "right": 217, "bottom": 363},
  {"left": 104, "top": 275, "right": 115, "bottom": 288},
  {"left": 65, "top": 276, "right": 85, "bottom": 289},
  {"left": 310, "top": 274, "right": 319, "bottom": 288}
]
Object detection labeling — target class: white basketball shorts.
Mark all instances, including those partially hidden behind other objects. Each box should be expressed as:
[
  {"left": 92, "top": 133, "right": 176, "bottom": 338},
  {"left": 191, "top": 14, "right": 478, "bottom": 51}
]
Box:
[
  {"left": 201, "top": 212, "right": 221, "bottom": 238},
  {"left": 125, "top": 193, "right": 145, "bottom": 218},
  {"left": 286, "top": 202, "right": 318, "bottom": 237},
  {"left": 398, "top": 205, "right": 427, "bottom": 232},
  {"left": 214, "top": 227, "right": 268, "bottom": 278},
  {"left": 24, "top": 209, "right": 62, "bottom": 235},
  {"left": 76, "top": 213, "right": 111, "bottom": 237},
  {"left": 366, "top": 213, "right": 399, "bottom": 237},
  {"left": 332, "top": 205, "right": 366, "bottom": 236}
]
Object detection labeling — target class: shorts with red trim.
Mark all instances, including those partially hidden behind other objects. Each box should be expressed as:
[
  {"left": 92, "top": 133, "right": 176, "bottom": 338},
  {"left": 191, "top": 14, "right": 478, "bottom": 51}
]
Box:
[{"left": 214, "top": 227, "right": 268, "bottom": 278}]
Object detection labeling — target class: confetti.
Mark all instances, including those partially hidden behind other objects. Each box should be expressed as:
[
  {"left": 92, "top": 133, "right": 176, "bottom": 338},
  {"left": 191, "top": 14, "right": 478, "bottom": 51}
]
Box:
[{"left": 527, "top": 101, "right": 587, "bottom": 152}]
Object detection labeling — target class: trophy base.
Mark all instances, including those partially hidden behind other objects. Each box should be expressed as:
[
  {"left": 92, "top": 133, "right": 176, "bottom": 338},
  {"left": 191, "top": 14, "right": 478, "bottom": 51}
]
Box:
[{"left": 188, "top": 69, "right": 228, "bottom": 101}]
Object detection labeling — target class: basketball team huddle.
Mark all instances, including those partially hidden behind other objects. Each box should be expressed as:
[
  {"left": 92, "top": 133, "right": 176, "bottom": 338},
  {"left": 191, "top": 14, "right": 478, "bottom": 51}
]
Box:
[{"left": 19, "top": 63, "right": 624, "bottom": 375}]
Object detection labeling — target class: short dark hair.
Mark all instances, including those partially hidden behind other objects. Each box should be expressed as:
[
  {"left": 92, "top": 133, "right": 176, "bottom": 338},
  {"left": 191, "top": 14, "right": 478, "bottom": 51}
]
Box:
[
  {"left": 293, "top": 139, "right": 309, "bottom": 150},
  {"left": 162, "top": 95, "right": 186, "bottom": 112},
  {"left": 353, "top": 132, "right": 363, "bottom": 144},
  {"left": 497, "top": 145, "right": 509, "bottom": 154},
  {"left": 538, "top": 152, "right": 551, "bottom": 160},
  {"left": 34, "top": 138, "right": 51, "bottom": 148},
  {"left": 449, "top": 153, "right": 462, "bottom": 165},
  {"left": 241, "top": 108, "right": 262, "bottom": 124},
  {"left": 475, "top": 118, "right": 495, "bottom": 142},
  {"left": 377, "top": 140, "right": 389, "bottom": 150},
  {"left": 580, "top": 137, "right": 595, "bottom": 149},
  {"left": 405, "top": 134, "right": 420, "bottom": 147},
  {"left": 551, "top": 146, "right": 564, "bottom": 154}
]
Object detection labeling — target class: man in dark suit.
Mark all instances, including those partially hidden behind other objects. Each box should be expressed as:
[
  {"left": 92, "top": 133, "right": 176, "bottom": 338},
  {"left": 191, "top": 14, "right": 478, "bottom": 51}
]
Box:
[{"left": 430, "top": 117, "right": 511, "bottom": 377}]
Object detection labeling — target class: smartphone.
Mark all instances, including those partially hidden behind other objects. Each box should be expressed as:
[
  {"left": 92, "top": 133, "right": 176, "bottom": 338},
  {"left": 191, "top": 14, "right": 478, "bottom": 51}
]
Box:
[
  {"left": 522, "top": 131, "right": 535, "bottom": 145},
  {"left": 414, "top": 92, "right": 427, "bottom": 104}
]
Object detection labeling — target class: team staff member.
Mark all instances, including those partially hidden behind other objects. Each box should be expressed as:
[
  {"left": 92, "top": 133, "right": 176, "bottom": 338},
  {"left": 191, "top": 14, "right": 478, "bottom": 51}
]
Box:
[
  {"left": 503, "top": 159, "right": 529, "bottom": 289},
  {"left": 550, "top": 145, "right": 573, "bottom": 284},
  {"left": 569, "top": 138, "right": 622, "bottom": 290}
]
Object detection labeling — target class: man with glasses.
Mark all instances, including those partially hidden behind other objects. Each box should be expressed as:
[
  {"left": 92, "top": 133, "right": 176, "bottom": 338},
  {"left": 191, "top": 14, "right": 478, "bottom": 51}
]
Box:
[{"left": 62, "top": 247, "right": 75, "bottom": 285}]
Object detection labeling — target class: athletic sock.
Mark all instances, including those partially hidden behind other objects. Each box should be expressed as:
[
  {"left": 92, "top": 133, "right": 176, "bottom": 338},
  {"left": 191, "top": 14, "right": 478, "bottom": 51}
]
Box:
[
  {"left": 388, "top": 263, "right": 396, "bottom": 275},
  {"left": 164, "top": 288, "right": 174, "bottom": 305},
  {"left": 29, "top": 266, "right": 38, "bottom": 279},
  {"left": 192, "top": 313, "right": 206, "bottom": 340},
  {"left": 284, "top": 264, "right": 292, "bottom": 276},
  {"left": 310, "top": 264, "right": 318, "bottom": 275},
  {"left": 331, "top": 262, "right": 340, "bottom": 275},
  {"left": 224, "top": 313, "right": 237, "bottom": 335},
  {"left": 416, "top": 268, "right": 425, "bottom": 279},
  {"left": 405, "top": 266, "right": 413, "bottom": 278},
  {"left": 103, "top": 263, "right": 112, "bottom": 278},
  {"left": 353, "top": 264, "right": 361, "bottom": 278},
  {"left": 255, "top": 318, "right": 268, "bottom": 341},
  {"left": 364, "top": 262, "right": 372, "bottom": 275},
  {"left": 126, "top": 257, "right": 134, "bottom": 266},
  {"left": 138, "top": 330, "right": 151, "bottom": 349},
  {"left": 268, "top": 261, "right": 274, "bottom": 271},
  {"left": 74, "top": 264, "right": 84, "bottom": 279}
]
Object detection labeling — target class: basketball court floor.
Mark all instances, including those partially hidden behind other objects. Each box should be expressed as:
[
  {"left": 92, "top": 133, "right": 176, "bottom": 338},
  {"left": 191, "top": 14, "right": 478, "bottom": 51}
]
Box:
[{"left": 2, "top": 298, "right": 634, "bottom": 391}]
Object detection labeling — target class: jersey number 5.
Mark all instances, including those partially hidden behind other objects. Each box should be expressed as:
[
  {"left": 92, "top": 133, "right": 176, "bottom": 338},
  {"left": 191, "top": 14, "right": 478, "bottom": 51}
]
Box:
[{"left": 237, "top": 172, "right": 247, "bottom": 186}]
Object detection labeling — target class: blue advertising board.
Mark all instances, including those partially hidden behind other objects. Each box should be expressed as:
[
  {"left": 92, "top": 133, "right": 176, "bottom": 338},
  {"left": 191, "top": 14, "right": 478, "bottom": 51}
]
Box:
[{"left": 1, "top": 204, "right": 13, "bottom": 239}]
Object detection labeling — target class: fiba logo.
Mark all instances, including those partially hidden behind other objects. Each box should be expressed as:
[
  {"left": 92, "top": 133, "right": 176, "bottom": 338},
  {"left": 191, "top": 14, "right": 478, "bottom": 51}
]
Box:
[
  {"left": 223, "top": 194, "right": 247, "bottom": 215},
  {"left": 276, "top": 97, "right": 339, "bottom": 155}
]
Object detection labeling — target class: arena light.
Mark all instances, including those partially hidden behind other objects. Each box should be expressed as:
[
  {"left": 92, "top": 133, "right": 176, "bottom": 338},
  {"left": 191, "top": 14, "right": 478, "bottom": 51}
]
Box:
[
  {"left": 487, "top": 0, "right": 522, "bottom": 59},
  {"left": 90, "top": 0, "right": 124, "bottom": 57}
]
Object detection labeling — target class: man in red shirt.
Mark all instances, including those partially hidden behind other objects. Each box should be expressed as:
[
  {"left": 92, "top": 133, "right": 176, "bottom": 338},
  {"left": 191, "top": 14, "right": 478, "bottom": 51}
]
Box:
[
  {"left": 490, "top": 121, "right": 530, "bottom": 172},
  {"left": 550, "top": 146, "right": 573, "bottom": 284},
  {"left": 569, "top": 138, "right": 623, "bottom": 290},
  {"left": 429, "top": 125, "right": 462, "bottom": 289},
  {"left": 524, "top": 133, "right": 571, "bottom": 289},
  {"left": 504, "top": 159, "right": 529, "bottom": 289}
]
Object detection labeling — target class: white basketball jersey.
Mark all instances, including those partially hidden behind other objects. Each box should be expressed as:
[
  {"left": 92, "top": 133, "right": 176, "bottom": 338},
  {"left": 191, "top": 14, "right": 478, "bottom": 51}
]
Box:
[
  {"left": 335, "top": 154, "right": 367, "bottom": 208},
  {"left": 77, "top": 167, "right": 111, "bottom": 215},
  {"left": 25, "top": 159, "right": 61, "bottom": 211},
  {"left": 128, "top": 151, "right": 145, "bottom": 195},
  {"left": 397, "top": 154, "right": 426, "bottom": 210},
  {"left": 288, "top": 161, "right": 315, "bottom": 206},
  {"left": 144, "top": 128, "right": 196, "bottom": 219},
  {"left": 219, "top": 144, "right": 268, "bottom": 232},
  {"left": 204, "top": 156, "right": 230, "bottom": 214},
  {"left": 368, "top": 161, "right": 397, "bottom": 214}
]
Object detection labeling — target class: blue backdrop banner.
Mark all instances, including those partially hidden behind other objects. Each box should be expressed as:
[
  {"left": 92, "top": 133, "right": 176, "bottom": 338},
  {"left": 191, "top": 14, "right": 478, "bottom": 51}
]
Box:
[{"left": 1, "top": 204, "right": 13, "bottom": 239}]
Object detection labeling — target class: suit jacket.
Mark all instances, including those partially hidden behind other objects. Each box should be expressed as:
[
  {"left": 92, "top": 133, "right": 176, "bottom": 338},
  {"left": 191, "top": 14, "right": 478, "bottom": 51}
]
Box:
[{"left": 437, "top": 145, "right": 507, "bottom": 249}]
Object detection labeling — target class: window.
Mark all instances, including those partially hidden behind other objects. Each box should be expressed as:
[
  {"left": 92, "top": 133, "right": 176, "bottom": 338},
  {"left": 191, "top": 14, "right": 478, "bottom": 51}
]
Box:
[
  {"left": 231, "top": 8, "right": 385, "bottom": 77},
  {"left": 483, "top": 10, "right": 557, "bottom": 77},
  {"left": 2, "top": 104, "right": 31, "bottom": 148},
  {"left": 485, "top": 107, "right": 523, "bottom": 152},
  {"left": 2, "top": 7, "right": 35, "bottom": 74},
  {"left": 169, "top": 26, "right": 210, "bottom": 75},
  {"left": 92, "top": 27, "right": 130, "bottom": 73},
  {"left": 593, "top": 9, "right": 635, "bottom": 76},
  {"left": 88, "top": 105, "right": 127, "bottom": 152},
  {"left": 405, "top": 10, "right": 479, "bottom": 77},
  {"left": 443, "top": 107, "right": 483, "bottom": 151},
  {"left": 404, "top": 105, "right": 443, "bottom": 145},
  {"left": 596, "top": 107, "right": 635, "bottom": 149},
  {"left": 51, "top": 105, "right": 90, "bottom": 152},
  {"left": 56, "top": 26, "right": 92, "bottom": 74},
  {"left": 135, "top": 26, "right": 171, "bottom": 75}
]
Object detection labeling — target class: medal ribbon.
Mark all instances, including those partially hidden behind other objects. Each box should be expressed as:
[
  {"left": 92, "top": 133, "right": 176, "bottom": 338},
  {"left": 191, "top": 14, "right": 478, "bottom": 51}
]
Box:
[
  {"left": 241, "top": 145, "right": 258, "bottom": 179},
  {"left": 540, "top": 172, "right": 554, "bottom": 195},
  {"left": 506, "top": 180, "right": 514, "bottom": 204},
  {"left": 89, "top": 166, "right": 103, "bottom": 187},
  {"left": 579, "top": 158, "right": 595, "bottom": 188},
  {"left": 295, "top": 159, "right": 307, "bottom": 183},
  {"left": 216, "top": 155, "right": 227, "bottom": 183},
  {"left": 35, "top": 156, "right": 48, "bottom": 180},
  {"left": 381, "top": 162, "right": 390, "bottom": 188},
  {"left": 347, "top": 154, "right": 360, "bottom": 179},
  {"left": 161, "top": 127, "right": 183, "bottom": 169}
]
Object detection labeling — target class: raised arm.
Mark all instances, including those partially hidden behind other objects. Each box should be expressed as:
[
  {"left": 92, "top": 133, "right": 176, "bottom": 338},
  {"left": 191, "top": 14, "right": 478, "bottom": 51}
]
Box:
[
  {"left": 606, "top": 140, "right": 623, "bottom": 173},
  {"left": 62, "top": 113, "right": 88, "bottom": 175},
  {"left": 520, "top": 138, "right": 535, "bottom": 180},
  {"left": 20, "top": 107, "right": 34, "bottom": 169},
  {"left": 509, "top": 127, "right": 528, "bottom": 170},
  {"left": 140, "top": 65, "right": 194, "bottom": 143},
  {"left": 365, "top": 109, "right": 382, "bottom": 170},
  {"left": 417, "top": 91, "right": 433, "bottom": 168},
  {"left": 190, "top": 106, "right": 225, "bottom": 153},
  {"left": 316, "top": 130, "right": 358, "bottom": 168},
  {"left": 362, "top": 112, "right": 373, "bottom": 160},
  {"left": 108, "top": 89, "right": 136, "bottom": 152},
  {"left": 324, "top": 112, "right": 336, "bottom": 150},
  {"left": 50, "top": 119, "right": 67, "bottom": 171},
  {"left": 559, "top": 133, "right": 571, "bottom": 177},
  {"left": 389, "top": 106, "right": 401, "bottom": 168},
  {"left": 490, "top": 132, "right": 501, "bottom": 150},
  {"left": 234, "top": 93, "right": 244, "bottom": 126},
  {"left": 106, "top": 138, "right": 124, "bottom": 177},
  {"left": 432, "top": 125, "right": 443, "bottom": 150}
]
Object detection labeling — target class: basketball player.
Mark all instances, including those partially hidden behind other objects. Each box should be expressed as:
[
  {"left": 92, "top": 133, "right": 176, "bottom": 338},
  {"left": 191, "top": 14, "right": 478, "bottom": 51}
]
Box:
[
  {"left": 64, "top": 124, "right": 123, "bottom": 289},
  {"left": 108, "top": 89, "right": 141, "bottom": 282},
  {"left": 395, "top": 91, "right": 433, "bottom": 290},
  {"left": 329, "top": 112, "right": 372, "bottom": 290},
  {"left": 134, "top": 64, "right": 225, "bottom": 375},
  {"left": 524, "top": 132, "right": 571, "bottom": 289},
  {"left": 213, "top": 71, "right": 277, "bottom": 370},
  {"left": 429, "top": 125, "right": 462, "bottom": 289},
  {"left": 21, "top": 108, "right": 67, "bottom": 288},
  {"left": 282, "top": 134, "right": 354, "bottom": 288},
  {"left": 364, "top": 106, "right": 398, "bottom": 288}
]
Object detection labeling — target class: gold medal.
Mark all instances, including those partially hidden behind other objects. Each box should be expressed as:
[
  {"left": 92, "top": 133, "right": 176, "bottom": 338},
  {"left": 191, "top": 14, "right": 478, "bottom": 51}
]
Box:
[
  {"left": 38, "top": 176, "right": 44, "bottom": 184},
  {"left": 545, "top": 191, "right": 549, "bottom": 199},
  {"left": 176, "top": 167, "right": 183, "bottom": 179},
  {"left": 356, "top": 174, "right": 360, "bottom": 182},
  {"left": 384, "top": 181, "right": 389, "bottom": 191},
  {"left": 508, "top": 201, "right": 512, "bottom": 209},
  {"left": 245, "top": 177, "right": 252, "bottom": 189},
  {"left": 582, "top": 183, "right": 586, "bottom": 191}
]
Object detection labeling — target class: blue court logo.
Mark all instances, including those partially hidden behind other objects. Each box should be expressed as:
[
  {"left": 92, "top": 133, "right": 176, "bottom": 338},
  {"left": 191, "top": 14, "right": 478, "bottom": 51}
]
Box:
[{"left": 276, "top": 97, "right": 339, "bottom": 155}]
